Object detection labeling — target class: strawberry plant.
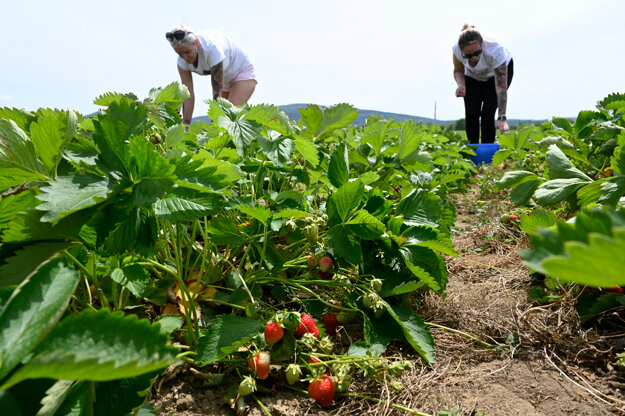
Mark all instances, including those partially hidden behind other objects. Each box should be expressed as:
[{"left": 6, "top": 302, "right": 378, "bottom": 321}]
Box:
[{"left": 0, "top": 81, "right": 481, "bottom": 413}]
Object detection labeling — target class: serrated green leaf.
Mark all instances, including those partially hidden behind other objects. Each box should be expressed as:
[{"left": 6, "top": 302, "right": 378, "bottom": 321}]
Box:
[
  {"left": 519, "top": 209, "right": 558, "bottom": 235},
  {"left": 328, "top": 142, "right": 349, "bottom": 188},
  {"left": 327, "top": 225, "right": 362, "bottom": 264},
  {"left": 272, "top": 209, "right": 311, "bottom": 220},
  {"left": 3, "top": 309, "right": 178, "bottom": 388},
  {"left": 534, "top": 178, "right": 588, "bottom": 206},
  {"left": 154, "top": 189, "right": 224, "bottom": 222},
  {"left": 299, "top": 103, "right": 357, "bottom": 140},
  {"left": 541, "top": 230, "right": 625, "bottom": 286},
  {"left": 94, "top": 370, "right": 163, "bottom": 416},
  {"left": 509, "top": 179, "right": 541, "bottom": 206},
  {"left": 326, "top": 180, "right": 364, "bottom": 225},
  {"left": 111, "top": 264, "right": 152, "bottom": 298},
  {"left": 153, "top": 315, "right": 184, "bottom": 335},
  {"left": 30, "top": 109, "right": 77, "bottom": 173},
  {"left": 0, "top": 119, "right": 50, "bottom": 190},
  {"left": 496, "top": 170, "right": 538, "bottom": 189},
  {"left": 36, "top": 174, "right": 113, "bottom": 222},
  {"left": 398, "top": 120, "right": 422, "bottom": 161},
  {"left": 293, "top": 136, "right": 320, "bottom": 167},
  {"left": 195, "top": 315, "right": 263, "bottom": 363},
  {"left": 0, "top": 259, "right": 80, "bottom": 382},
  {"left": 234, "top": 204, "right": 272, "bottom": 225},
  {"left": 551, "top": 117, "right": 573, "bottom": 134},
  {"left": 154, "top": 81, "right": 190, "bottom": 104},
  {"left": 244, "top": 104, "right": 294, "bottom": 136},
  {"left": 492, "top": 149, "right": 514, "bottom": 166},
  {"left": 0, "top": 242, "right": 73, "bottom": 287},
  {"left": 395, "top": 189, "right": 441, "bottom": 228},
  {"left": 545, "top": 144, "right": 592, "bottom": 181},
  {"left": 257, "top": 135, "right": 294, "bottom": 167},
  {"left": 345, "top": 209, "right": 385, "bottom": 240},
  {"left": 206, "top": 217, "right": 246, "bottom": 244},
  {"left": 387, "top": 305, "right": 435, "bottom": 364},
  {"left": 0, "top": 189, "right": 39, "bottom": 231}
]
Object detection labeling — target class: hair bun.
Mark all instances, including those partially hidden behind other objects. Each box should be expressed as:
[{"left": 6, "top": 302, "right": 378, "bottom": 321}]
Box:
[{"left": 461, "top": 24, "right": 476, "bottom": 31}]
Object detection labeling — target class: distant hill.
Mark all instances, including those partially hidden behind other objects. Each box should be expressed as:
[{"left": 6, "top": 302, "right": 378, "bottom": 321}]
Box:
[{"left": 193, "top": 103, "right": 546, "bottom": 127}]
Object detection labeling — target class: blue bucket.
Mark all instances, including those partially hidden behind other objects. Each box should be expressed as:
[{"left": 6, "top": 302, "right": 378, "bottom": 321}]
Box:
[{"left": 470, "top": 143, "right": 501, "bottom": 165}]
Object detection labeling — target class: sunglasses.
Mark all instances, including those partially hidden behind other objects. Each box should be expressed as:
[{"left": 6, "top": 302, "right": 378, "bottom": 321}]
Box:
[
  {"left": 165, "top": 30, "right": 189, "bottom": 41},
  {"left": 462, "top": 49, "right": 483, "bottom": 59}
]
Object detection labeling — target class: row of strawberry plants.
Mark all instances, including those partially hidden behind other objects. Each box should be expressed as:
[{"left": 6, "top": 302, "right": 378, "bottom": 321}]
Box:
[
  {"left": 493, "top": 93, "right": 625, "bottom": 320},
  {"left": 0, "top": 83, "right": 476, "bottom": 414}
]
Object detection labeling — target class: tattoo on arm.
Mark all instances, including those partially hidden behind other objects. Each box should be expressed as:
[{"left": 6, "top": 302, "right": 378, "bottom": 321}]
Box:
[
  {"left": 211, "top": 61, "right": 224, "bottom": 100},
  {"left": 494, "top": 63, "right": 508, "bottom": 116}
]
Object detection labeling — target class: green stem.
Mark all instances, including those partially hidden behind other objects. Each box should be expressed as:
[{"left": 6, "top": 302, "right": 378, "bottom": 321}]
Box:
[{"left": 251, "top": 394, "right": 272, "bottom": 416}]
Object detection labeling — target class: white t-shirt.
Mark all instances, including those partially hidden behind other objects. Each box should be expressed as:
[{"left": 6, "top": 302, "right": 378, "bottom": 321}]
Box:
[
  {"left": 452, "top": 36, "right": 511, "bottom": 81},
  {"left": 177, "top": 29, "right": 253, "bottom": 84}
]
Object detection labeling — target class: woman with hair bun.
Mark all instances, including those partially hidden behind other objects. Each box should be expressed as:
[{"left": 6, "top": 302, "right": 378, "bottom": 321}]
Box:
[
  {"left": 165, "top": 24, "right": 257, "bottom": 127},
  {"left": 452, "top": 24, "right": 513, "bottom": 143}
]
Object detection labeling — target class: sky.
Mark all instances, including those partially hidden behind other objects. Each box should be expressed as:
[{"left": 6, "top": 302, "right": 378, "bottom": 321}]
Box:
[{"left": 1, "top": 0, "right": 624, "bottom": 121}]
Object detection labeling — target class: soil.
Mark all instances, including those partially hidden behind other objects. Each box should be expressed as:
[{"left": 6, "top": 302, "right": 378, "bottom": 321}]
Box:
[{"left": 150, "top": 170, "right": 625, "bottom": 416}]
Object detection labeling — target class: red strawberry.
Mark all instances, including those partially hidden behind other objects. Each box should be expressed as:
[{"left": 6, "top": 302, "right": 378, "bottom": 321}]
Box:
[
  {"left": 308, "top": 375, "right": 335, "bottom": 407},
  {"left": 294, "top": 313, "right": 320, "bottom": 338},
  {"left": 248, "top": 351, "right": 271, "bottom": 380},
  {"left": 323, "top": 313, "right": 340, "bottom": 336},
  {"left": 307, "top": 255, "right": 318, "bottom": 267},
  {"left": 307, "top": 355, "right": 321, "bottom": 364},
  {"left": 605, "top": 286, "right": 624, "bottom": 294},
  {"left": 318, "top": 256, "right": 333, "bottom": 273},
  {"left": 264, "top": 321, "right": 284, "bottom": 344}
]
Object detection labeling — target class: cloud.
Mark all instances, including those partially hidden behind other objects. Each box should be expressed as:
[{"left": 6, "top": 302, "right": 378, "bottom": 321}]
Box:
[{"left": 0, "top": 94, "right": 11, "bottom": 102}]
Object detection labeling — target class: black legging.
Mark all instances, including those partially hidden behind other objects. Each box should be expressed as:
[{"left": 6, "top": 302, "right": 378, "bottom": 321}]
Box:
[{"left": 463, "top": 59, "right": 514, "bottom": 144}]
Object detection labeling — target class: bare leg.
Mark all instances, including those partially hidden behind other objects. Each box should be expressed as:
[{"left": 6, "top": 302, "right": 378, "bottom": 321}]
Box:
[{"left": 226, "top": 80, "right": 257, "bottom": 106}]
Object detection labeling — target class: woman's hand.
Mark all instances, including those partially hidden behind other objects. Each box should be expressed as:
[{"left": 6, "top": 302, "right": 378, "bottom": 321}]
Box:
[
  {"left": 455, "top": 85, "right": 466, "bottom": 97},
  {"left": 497, "top": 119, "right": 509, "bottom": 133}
]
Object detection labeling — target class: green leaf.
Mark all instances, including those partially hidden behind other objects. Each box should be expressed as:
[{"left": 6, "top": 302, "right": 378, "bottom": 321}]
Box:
[
  {"left": 3, "top": 309, "right": 178, "bottom": 389},
  {"left": 545, "top": 144, "right": 592, "bottom": 181},
  {"left": 111, "top": 264, "right": 152, "bottom": 298},
  {"left": 0, "top": 189, "right": 39, "bottom": 231},
  {"left": 510, "top": 179, "right": 542, "bottom": 206},
  {"left": 293, "top": 136, "right": 320, "bottom": 167},
  {"left": 153, "top": 81, "right": 190, "bottom": 104},
  {"left": 328, "top": 142, "right": 349, "bottom": 188},
  {"left": 218, "top": 115, "right": 261, "bottom": 158},
  {"left": 327, "top": 225, "right": 362, "bottom": 264},
  {"left": 234, "top": 204, "right": 272, "bottom": 225},
  {"left": 541, "top": 230, "right": 625, "bottom": 287},
  {"left": 244, "top": 104, "right": 294, "bottom": 136},
  {"left": 496, "top": 170, "right": 539, "bottom": 189},
  {"left": 196, "top": 315, "right": 263, "bottom": 363},
  {"left": 30, "top": 109, "right": 77, "bottom": 173},
  {"left": 0, "top": 106, "right": 36, "bottom": 132},
  {"left": 206, "top": 218, "right": 246, "bottom": 244},
  {"left": 0, "top": 242, "right": 73, "bottom": 287},
  {"left": 398, "top": 120, "right": 422, "bottom": 161},
  {"left": 0, "top": 258, "right": 80, "bottom": 382},
  {"left": 534, "top": 178, "right": 588, "bottom": 206},
  {"left": 257, "top": 135, "right": 294, "bottom": 167},
  {"left": 519, "top": 209, "right": 558, "bottom": 235},
  {"left": 345, "top": 209, "right": 385, "bottom": 240},
  {"left": 299, "top": 103, "right": 357, "bottom": 139},
  {"left": 36, "top": 174, "right": 113, "bottom": 222},
  {"left": 154, "top": 188, "right": 224, "bottom": 222},
  {"left": 153, "top": 315, "right": 184, "bottom": 335},
  {"left": 174, "top": 154, "right": 241, "bottom": 191},
  {"left": 94, "top": 370, "right": 163, "bottom": 416},
  {"left": 387, "top": 305, "right": 436, "bottom": 364},
  {"left": 551, "top": 117, "right": 573, "bottom": 134},
  {"left": 396, "top": 189, "right": 441, "bottom": 228},
  {"left": 327, "top": 181, "right": 364, "bottom": 228},
  {"left": 492, "top": 149, "right": 514, "bottom": 166},
  {"left": 0, "top": 119, "right": 50, "bottom": 190}
]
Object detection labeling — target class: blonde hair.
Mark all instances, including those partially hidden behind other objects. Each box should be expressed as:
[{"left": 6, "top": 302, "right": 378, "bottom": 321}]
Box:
[
  {"left": 167, "top": 23, "right": 197, "bottom": 48},
  {"left": 458, "top": 24, "right": 482, "bottom": 49}
]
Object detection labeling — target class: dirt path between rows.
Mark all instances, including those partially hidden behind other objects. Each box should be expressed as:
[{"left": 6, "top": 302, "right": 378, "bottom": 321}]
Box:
[{"left": 151, "top": 174, "right": 625, "bottom": 415}]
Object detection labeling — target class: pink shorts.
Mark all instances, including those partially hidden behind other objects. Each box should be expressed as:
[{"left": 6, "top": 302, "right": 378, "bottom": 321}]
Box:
[{"left": 222, "top": 64, "right": 258, "bottom": 92}]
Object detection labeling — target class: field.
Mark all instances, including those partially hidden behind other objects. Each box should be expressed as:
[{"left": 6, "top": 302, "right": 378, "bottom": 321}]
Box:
[{"left": 1, "top": 84, "right": 624, "bottom": 415}]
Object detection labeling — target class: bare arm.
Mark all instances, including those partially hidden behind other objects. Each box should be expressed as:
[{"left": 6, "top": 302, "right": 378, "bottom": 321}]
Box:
[
  {"left": 210, "top": 61, "right": 224, "bottom": 100},
  {"left": 178, "top": 66, "right": 195, "bottom": 125},
  {"left": 494, "top": 62, "right": 509, "bottom": 132},
  {"left": 453, "top": 55, "right": 466, "bottom": 97}
]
